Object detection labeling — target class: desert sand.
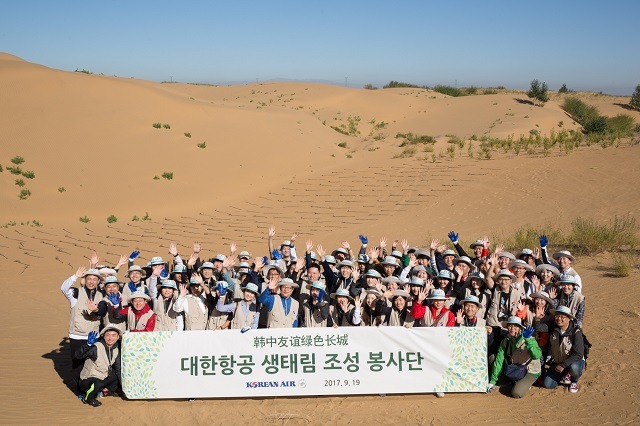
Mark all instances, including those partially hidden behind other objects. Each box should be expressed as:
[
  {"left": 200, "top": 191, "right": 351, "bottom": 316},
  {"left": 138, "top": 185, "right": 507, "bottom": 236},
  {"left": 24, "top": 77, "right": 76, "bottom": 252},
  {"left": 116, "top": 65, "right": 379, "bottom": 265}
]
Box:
[{"left": 0, "top": 52, "right": 639, "bottom": 424}]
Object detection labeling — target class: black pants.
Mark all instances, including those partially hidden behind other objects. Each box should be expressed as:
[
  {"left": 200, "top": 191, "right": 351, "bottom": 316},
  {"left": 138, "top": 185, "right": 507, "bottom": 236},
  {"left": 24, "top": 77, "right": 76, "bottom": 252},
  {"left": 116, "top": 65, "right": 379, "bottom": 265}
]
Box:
[
  {"left": 79, "top": 371, "right": 118, "bottom": 401},
  {"left": 69, "top": 338, "right": 86, "bottom": 393}
]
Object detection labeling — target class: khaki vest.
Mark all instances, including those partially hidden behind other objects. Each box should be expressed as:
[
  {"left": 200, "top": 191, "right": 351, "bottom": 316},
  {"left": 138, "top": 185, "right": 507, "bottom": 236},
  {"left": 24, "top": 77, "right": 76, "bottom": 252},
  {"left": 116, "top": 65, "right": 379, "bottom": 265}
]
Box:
[
  {"left": 550, "top": 328, "right": 576, "bottom": 364},
  {"left": 127, "top": 308, "right": 155, "bottom": 331},
  {"left": 510, "top": 338, "right": 542, "bottom": 375},
  {"left": 487, "top": 288, "right": 523, "bottom": 328},
  {"left": 388, "top": 309, "right": 414, "bottom": 327},
  {"left": 417, "top": 307, "right": 450, "bottom": 327},
  {"left": 68, "top": 287, "right": 103, "bottom": 336},
  {"left": 330, "top": 304, "right": 357, "bottom": 327},
  {"left": 80, "top": 342, "right": 119, "bottom": 381},
  {"left": 559, "top": 291, "right": 585, "bottom": 317},
  {"left": 184, "top": 296, "right": 208, "bottom": 330},
  {"left": 230, "top": 301, "right": 258, "bottom": 329},
  {"left": 102, "top": 302, "right": 127, "bottom": 334},
  {"left": 154, "top": 296, "right": 180, "bottom": 331},
  {"left": 207, "top": 306, "right": 231, "bottom": 330},
  {"left": 302, "top": 301, "right": 329, "bottom": 327},
  {"left": 267, "top": 296, "right": 299, "bottom": 328}
]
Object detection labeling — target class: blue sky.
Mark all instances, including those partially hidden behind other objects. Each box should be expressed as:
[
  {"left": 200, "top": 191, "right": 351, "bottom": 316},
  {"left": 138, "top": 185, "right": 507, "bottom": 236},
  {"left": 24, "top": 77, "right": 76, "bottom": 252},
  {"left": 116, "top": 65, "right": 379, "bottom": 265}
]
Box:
[{"left": 1, "top": 0, "right": 639, "bottom": 94}]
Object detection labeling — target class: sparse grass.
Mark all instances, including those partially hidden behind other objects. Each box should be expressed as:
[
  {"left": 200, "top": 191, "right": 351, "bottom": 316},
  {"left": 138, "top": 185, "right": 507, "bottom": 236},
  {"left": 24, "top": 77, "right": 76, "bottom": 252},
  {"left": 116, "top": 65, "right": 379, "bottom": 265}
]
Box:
[
  {"left": 21, "top": 170, "right": 35, "bottom": 179},
  {"left": 363, "top": 84, "right": 378, "bottom": 90},
  {"left": 142, "top": 212, "right": 151, "bottom": 221},
  {"left": 58, "top": 187, "right": 66, "bottom": 193},
  {"left": 107, "top": 215, "right": 118, "bottom": 223},
  {"left": 346, "top": 153, "right": 353, "bottom": 158},
  {"left": 612, "top": 255, "right": 633, "bottom": 277},
  {"left": 393, "top": 147, "right": 417, "bottom": 158},
  {"left": 433, "top": 85, "right": 464, "bottom": 97},
  {"left": 79, "top": 216, "right": 91, "bottom": 223},
  {"left": 368, "top": 146, "right": 380, "bottom": 152},
  {"left": 338, "top": 142, "right": 347, "bottom": 148},
  {"left": 153, "top": 175, "right": 159, "bottom": 180},
  {"left": 0, "top": 164, "right": 3, "bottom": 172},
  {"left": 197, "top": 142, "right": 206, "bottom": 149},
  {"left": 7, "top": 166, "right": 22, "bottom": 175},
  {"left": 163, "top": 124, "right": 171, "bottom": 129},
  {"left": 75, "top": 69, "right": 93, "bottom": 74},
  {"left": 184, "top": 132, "right": 191, "bottom": 138},
  {"left": 18, "top": 189, "right": 31, "bottom": 200},
  {"left": 31, "top": 220, "right": 42, "bottom": 227},
  {"left": 446, "top": 144, "right": 456, "bottom": 160},
  {"left": 132, "top": 215, "right": 140, "bottom": 222},
  {"left": 483, "top": 89, "right": 498, "bottom": 95},
  {"left": 11, "top": 156, "right": 25, "bottom": 165},
  {"left": 15, "top": 178, "right": 25, "bottom": 187},
  {"left": 162, "top": 172, "right": 173, "bottom": 180},
  {"left": 152, "top": 122, "right": 162, "bottom": 129},
  {"left": 396, "top": 132, "right": 436, "bottom": 146}
]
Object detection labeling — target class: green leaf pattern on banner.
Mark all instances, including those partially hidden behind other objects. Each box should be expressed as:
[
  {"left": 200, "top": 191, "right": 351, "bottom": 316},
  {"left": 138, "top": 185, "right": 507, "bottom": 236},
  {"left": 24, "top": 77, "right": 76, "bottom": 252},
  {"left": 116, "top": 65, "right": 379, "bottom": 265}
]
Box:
[
  {"left": 121, "top": 331, "right": 173, "bottom": 398},
  {"left": 433, "top": 328, "right": 487, "bottom": 392}
]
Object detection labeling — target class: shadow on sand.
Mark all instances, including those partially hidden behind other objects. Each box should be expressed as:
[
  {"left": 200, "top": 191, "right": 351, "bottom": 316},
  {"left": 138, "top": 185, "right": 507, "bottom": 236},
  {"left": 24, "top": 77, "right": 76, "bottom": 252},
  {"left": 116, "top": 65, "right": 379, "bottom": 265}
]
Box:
[{"left": 42, "top": 337, "right": 77, "bottom": 395}]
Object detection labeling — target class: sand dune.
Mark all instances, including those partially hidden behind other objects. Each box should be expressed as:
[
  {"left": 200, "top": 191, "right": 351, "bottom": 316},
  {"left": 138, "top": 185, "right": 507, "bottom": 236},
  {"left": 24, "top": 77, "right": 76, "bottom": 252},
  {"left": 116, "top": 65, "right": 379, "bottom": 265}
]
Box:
[{"left": 1, "top": 53, "right": 639, "bottom": 424}]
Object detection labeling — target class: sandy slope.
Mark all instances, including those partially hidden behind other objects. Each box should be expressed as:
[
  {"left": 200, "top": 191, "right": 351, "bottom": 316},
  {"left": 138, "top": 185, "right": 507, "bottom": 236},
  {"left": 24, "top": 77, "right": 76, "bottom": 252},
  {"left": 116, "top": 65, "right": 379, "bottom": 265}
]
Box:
[{"left": 0, "top": 53, "right": 639, "bottom": 424}]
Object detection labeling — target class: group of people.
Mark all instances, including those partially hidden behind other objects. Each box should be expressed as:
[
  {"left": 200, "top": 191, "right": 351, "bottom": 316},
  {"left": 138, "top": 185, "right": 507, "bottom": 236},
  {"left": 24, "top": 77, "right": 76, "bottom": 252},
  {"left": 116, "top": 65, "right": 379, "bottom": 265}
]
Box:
[{"left": 62, "top": 227, "right": 588, "bottom": 406}]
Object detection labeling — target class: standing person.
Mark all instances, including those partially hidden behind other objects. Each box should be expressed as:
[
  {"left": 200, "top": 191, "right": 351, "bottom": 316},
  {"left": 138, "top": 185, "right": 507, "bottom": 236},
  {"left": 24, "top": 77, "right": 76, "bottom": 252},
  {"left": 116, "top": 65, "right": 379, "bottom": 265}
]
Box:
[
  {"left": 328, "top": 288, "right": 362, "bottom": 327},
  {"left": 384, "top": 290, "right": 415, "bottom": 327},
  {"left": 101, "top": 276, "right": 127, "bottom": 335},
  {"left": 299, "top": 282, "right": 330, "bottom": 328},
  {"left": 488, "top": 317, "right": 541, "bottom": 399},
  {"left": 215, "top": 283, "right": 261, "bottom": 330},
  {"left": 121, "top": 265, "right": 148, "bottom": 306},
  {"left": 75, "top": 325, "right": 122, "bottom": 407},
  {"left": 411, "top": 288, "right": 455, "bottom": 327},
  {"left": 114, "top": 291, "right": 156, "bottom": 332},
  {"left": 174, "top": 277, "right": 210, "bottom": 331},
  {"left": 360, "top": 290, "right": 389, "bottom": 326},
  {"left": 535, "top": 263, "right": 561, "bottom": 294},
  {"left": 509, "top": 259, "right": 535, "bottom": 297},
  {"left": 455, "top": 295, "right": 489, "bottom": 330},
  {"left": 259, "top": 278, "right": 300, "bottom": 328},
  {"left": 462, "top": 272, "right": 491, "bottom": 320},
  {"left": 539, "top": 235, "right": 582, "bottom": 291},
  {"left": 543, "top": 306, "right": 585, "bottom": 393},
  {"left": 447, "top": 231, "right": 489, "bottom": 263},
  {"left": 486, "top": 269, "right": 524, "bottom": 356},
  {"left": 553, "top": 275, "right": 585, "bottom": 328},
  {"left": 61, "top": 266, "right": 104, "bottom": 393},
  {"left": 150, "top": 280, "right": 183, "bottom": 331},
  {"left": 207, "top": 281, "right": 233, "bottom": 330}
]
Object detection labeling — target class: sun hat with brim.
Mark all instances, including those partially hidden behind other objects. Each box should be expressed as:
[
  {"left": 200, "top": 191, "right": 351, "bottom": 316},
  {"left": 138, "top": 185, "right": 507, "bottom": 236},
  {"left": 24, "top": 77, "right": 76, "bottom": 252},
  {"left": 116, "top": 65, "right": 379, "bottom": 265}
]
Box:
[
  {"left": 280, "top": 240, "right": 292, "bottom": 248},
  {"left": 82, "top": 269, "right": 103, "bottom": 280},
  {"left": 99, "top": 325, "right": 122, "bottom": 337},
  {"left": 391, "top": 290, "right": 411, "bottom": 300},
  {"left": 414, "top": 249, "right": 430, "bottom": 259},
  {"left": 310, "top": 252, "right": 317, "bottom": 260},
  {"left": 506, "top": 316, "right": 524, "bottom": 328},
  {"left": 436, "top": 270, "right": 454, "bottom": 281},
  {"left": 442, "top": 249, "right": 458, "bottom": 258},
  {"left": 324, "top": 255, "right": 337, "bottom": 264},
  {"left": 237, "top": 261, "right": 251, "bottom": 269},
  {"left": 172, "top": 264, "right": 187, "bottom": 274},
  {"left": 212, "top": 254, "right": 226, "bottom": 263},
  {"left": 454, "top": 256, "right": 474, "bottom": 268},
  {"left": 535, "top": 263, "right": 561, "bottom": 277},
  {"left": 382, "top": 276, "right": 401, "bottom": 284},
  {"left": 158, "top": 280, "right": 178, "bottom": 290},
  {"left": 356, "top": 254, "right": 369, "bottom": 264},
  {"left": 365, "top": 289, "right": 383, "bottom": 298},
  {"left": 330, "top": 288, "right": 353, "bottom": 301},
  {"left": 508, "top": 259, "right": 534, "bottom": 272},
  {"left": 462, "top": 295, "right": 481, "bottom": 306},
  {"left": 391, "top": 250, "right": 403, "bottom": 259},
  {"left": 552, "top": 305, "right": 576, "bottom": 320},
  {"left": 381, "top": 256, "right": 398, "bottom": 267},
  {"left": 103, "top": 276, "right": 121, "bottom": 286},
  {"left": 558, "top": 274, "right": 578, "bottom": 286},
  {"left": 129, "top": 290, "right": 151, "bottom": 301},
  {"left": 517, "top": 248, "right": 534, "bottom": 259},
  {"left": 465, "top": 271, "right": 486, "bottom": 285},
  {"left": 126, "top": 265, "right": 147, "bottom": 278},
  {"left": 364, "top": 269, "right": 382, "bottom": 279},
  {"left": 242, "top": 283, "right": 260, "bottom": 295},
  {"left": 99, "top": 267, "right": 117, "bottom": 277},
  {"left": 498, "top": 251, "right": 516, "bottom": 261},
  {"left": 332, "top": 247, "right": 349, "bottom": 256},
  {"left": 264, "top": 261, "right": 283, "bottom": 276},
  {"left": 428, "top": 289, "right": 449, "bottom": 300},
  {"left": 149, "top": 256, "right": 165, "bottom": 266},
  {"left": 238, "top": 251, "right": 252, "bottom": 259},
  {"left": 198, "top": 262, "right": 215, "bottom": 272},
  {"left": 493, "top": 269, "right": 515, "bottom": 280},
  {"left": 552, "top": 250, "right": 576, "bottom": 263},
  {"left": 189, "top": 278, "right": 201, "bottom": 285},
  {"left": 337, "top": 260, "right": 355, "bottom": 269},
  {"left": 278, "top": 278, "right": 299, "bottom": 289},
  {"left": 409, "top": 277, "right": 425, "bottom": 287},
  {"left": 470, "top": 240, "right": 484, "bottom": 249},
  {"left": 407, "top": 247, "right": 418, "bottom": 254},
  {"left": 310, "top": 281, "right": 326, "bottom": 291},
  {"left": 530, "top": 291, "right": 553, "bottom": 305}
]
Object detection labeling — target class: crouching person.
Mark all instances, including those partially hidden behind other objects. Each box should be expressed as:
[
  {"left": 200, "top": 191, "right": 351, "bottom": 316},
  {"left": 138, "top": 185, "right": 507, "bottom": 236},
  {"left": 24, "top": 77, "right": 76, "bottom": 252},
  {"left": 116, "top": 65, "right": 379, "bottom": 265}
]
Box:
[
  {"left": 488, "top": 316, "right": 542, "bottom": 398},
  {"left": 543, "top": 306, "right": 585, "bottom": 393},
  {"left": 75, "top": 326, "right": 121, "bottom": 407}
]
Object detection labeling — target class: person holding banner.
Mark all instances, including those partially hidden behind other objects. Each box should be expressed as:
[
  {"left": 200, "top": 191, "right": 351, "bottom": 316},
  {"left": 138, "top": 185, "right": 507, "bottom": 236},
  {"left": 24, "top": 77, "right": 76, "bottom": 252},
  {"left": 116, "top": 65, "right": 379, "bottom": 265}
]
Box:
[
  {"left": 328, "top": 288, "right": 362, "bottom": 327},
  {"left": 488, "top": 316, "right": 542, "bottom": 398},
  {"left": 259, "top": 278, "right": 300, "bottom": 328}
]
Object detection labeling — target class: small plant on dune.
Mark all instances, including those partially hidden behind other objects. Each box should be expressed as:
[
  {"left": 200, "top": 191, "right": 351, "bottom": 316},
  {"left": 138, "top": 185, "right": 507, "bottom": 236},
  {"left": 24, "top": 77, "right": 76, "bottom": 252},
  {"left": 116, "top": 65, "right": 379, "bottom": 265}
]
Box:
[
  {"left": 338, "top": 142, "right": 347, "bottom": 148},
  {"left": 383, "top": 81, "right": 424, "bottom": 89},
  {"left": 568, "top": 215, "right": 638, "bottom": 254},
  {"left": 21, "top": 170, "right": 35, "bottom": 179},
  {"left": 153, "top": 175, "right": 159, "bottom": 180},
  {"left": 75, "top": 69, "right": 93, "bottom": 74},
  {"left": 79, "top": 216, "right": 91, "bottom": 223},
  {"left": 433, "top": 85, "right": 464, "bottom": 97},
  {"left": 363, "top": 83, "right": 378, "bottom": 90},
  {"left": 162, "top": 172, "right": 173, "bottom": 180},
  {"left": 11, "top": 156, "right": 25, "bottom": 165},
  {"left": 0, "top": 164, "right": 3, "bottom": 172},
  {"left": 184, "top": 132, "right": 191, "bottom": 138},
  {"left": 15, "top": 178, "right": 25, "bottom": 187},
  {"left": 483, "top": 89, "right": 498, "bottom": 95},
  {"left": 31, "top": 220, "right": 42, "bottom": 227},
  {"left": 558, "top": 83, "right": 571, "bottom": 93},
  {"left": 197, "top": 142, "right": 206, "bottom": 149},
  {"left": 107, "top": 215, "right": 118, "bottom": 223},
  {"left": 628, "top": 84, "right": 640, "bottom": 111},
  {"left": 446, "top": 144, "right": 456, "bottom": 161},
  {"left": 58, "top": 187, "right": 66, "bottom": 193},
  {"left": 396, "top": 132, "right": 436, "bottom": 147},
  {"left": 527, "top": 79, "right": 549, "bottom": 106},
  {"left": 152, "top": 122, "right": 162, "bottom": 129},
  {"left": 162, "top": 124, "right": 171, "bottom": 129},
  {"left": 393, "top": 147, "right": 417, "bottom": 158},
  {"left": 18, "top": 189, "right": 31, "bottom": 200},
  {"left": 142, "top": 212, "right": 151, "bottom": 221},
  {"left": 7, "top": 166, "right": 22, "bottom": 175},
  {"left": 132, "top": 215, "right": 140, "bottom": 222},
  {"left": 612, "top": 255, "right": 633, "bottom": 278}
]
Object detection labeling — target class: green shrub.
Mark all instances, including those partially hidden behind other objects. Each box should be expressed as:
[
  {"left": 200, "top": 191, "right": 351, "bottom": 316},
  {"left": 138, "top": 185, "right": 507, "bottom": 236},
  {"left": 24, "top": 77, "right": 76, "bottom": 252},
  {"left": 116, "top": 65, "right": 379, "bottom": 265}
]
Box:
[
  {"left": 396, "top": 132, "right": 436, "bottom": 146},
  {"left": 363, "top": 84, "right": 378, "bottom": 90},
  {"left": 152, "top": 122, "right": 162, "bottom": 129},
  {"left": 393, "top": 147, "right": 417, "bottom": 158},
  {"left": 483, "top": 89, "right": 498, "bottom": 95},
  {"left": 107, "top": 215, "right": 118, "bottom": 223},
  {"left": 21, "top": 170, "right": 35, "bottom": 179},
  {"left": 162, "top": 124, "right": 171, "bottom": 129},
  {"left": 0, "top": 164, "right": 3, "bottom": 172},
  {"left": 184, "top": 132, "right": 191, "bottom": 138},
  {"left": 7, "top": 166, "right": 22, "bottom": 175},
  {"left": 58, "top": 187, "right": 66, "bottom": 193},
  {"left": 15, "top": 179, "right": 25, "bottom": 187},
  {"left": 79, "top": 216, "right": 91, "bottom": 223},
  {"left": 558, "top": 84, "right": 570, "bottom": 93},
  {"left": 132, "top": 215, "right": 140, "bottom": 221},
  {"left": 18, "top": 189, "right": 31, "bottom": 200},
  {"left": 383, "top": 81, "right": 424, "bottom": 89},
  {"left": 606, "top": 114, "right": 635, "bottom": 136},
  {"left": 433, "top": 85, "right": 464, "bottom": 97},
  {"left": 463, "top": 86, "right": 478, "bottom": 95},
  {"left": 338, "top": 142, "right": 347, "bottom": 148},
  {"left": 142, "top": 212, "right": 151, "bottom": 221},
  {"left": 630, "top": 84, "right": 640, "bottom": 111},
  {"left": 197, "top": 142, "right": 206, "bottom": 149},
  {"left": 527, "top": 79, "right": 549, "bottom": 105},
  {"left": 162, "top": 172, "right": 173, "bottom": 180},
  {"left": 612, "top": 255, "right": 632, "bottom": 277},
  {"left": 153, "top": 175, "right": 159, "bottom": 180},
  {"left": 11, "top": 156, "right": 25, "bottom": 165},
  {"left": 583, "top": 116, "right": 608, "bottom": 133},
  {"left": 568, "top": 215, "right": 638, "bottom": 254}
]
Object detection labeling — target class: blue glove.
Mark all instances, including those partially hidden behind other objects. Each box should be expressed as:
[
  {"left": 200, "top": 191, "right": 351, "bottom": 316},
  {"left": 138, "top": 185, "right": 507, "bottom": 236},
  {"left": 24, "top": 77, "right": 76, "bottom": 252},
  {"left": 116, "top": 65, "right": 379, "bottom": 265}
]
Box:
[
  {"left": 272, "top": 249, "right": 282, "bottom": 260},
  {"left": 107, "top": 293, "right": 120, "bottom": 306},
  {"left": 160, "top": 267, "right": 169, "bottom": 279},
  {"left": 241, "top": 326, "right": 251, "bottom": 333},
  {"left": 358, "top": 234, "right": 368, "bottom": 245},
  {"left": 539, "top": 235, "right": 548, "bottom": 248},
  {"left": 87, "top": 331, "right": 99, "bottom": 346},
  {"left": 523, "top": 326, "right": 535, "bottom": 339},
  {"left": 216, "top": 282, "right": 228, "bottom": 296},
  {"left": 128, "top": 282, "right": 137, "bottom": 293},
  {"left": 262, "top": 256, "right": 268, "bottom": 266},
  {"left": 447, "top": 231, "right": 459, "bottom": 244},
  {"left": 318, "top": 289, "right": 326, "bottom": 303},
  {"left": 129, "top": 250, "right": 140, "bottom": 260}
]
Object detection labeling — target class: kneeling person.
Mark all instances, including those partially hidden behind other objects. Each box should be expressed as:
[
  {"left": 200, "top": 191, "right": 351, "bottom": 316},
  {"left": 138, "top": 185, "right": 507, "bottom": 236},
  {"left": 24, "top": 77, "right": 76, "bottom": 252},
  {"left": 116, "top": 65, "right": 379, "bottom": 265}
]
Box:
[{"left": 76, "top": 325, "right": 122, "bottom": 407}]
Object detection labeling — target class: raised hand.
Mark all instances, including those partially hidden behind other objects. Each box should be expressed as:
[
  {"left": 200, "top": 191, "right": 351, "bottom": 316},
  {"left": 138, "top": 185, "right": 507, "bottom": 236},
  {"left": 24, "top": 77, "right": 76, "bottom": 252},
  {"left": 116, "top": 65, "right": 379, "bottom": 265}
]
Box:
[
  {"left": 268, "top": 226, "right": 276, "bottom": 238},
  {"left": 539, "top": 235, "right": 548, "bottom": 248},
  {"left": 85, "top": 299, "right": 98, "bottom": 313},
  {"left": 358, "top": 234, "right": 368, "bottom": 245},
  {"left": 379, "top": 237, "right": 387, "bottom": 249},
  {"left": 169, "top": 242, "right": 178, "bottom": 256},
  {"left": 316, "top": 244, "right": 326, "bottom": 260},
  {"left": 230, "top": 242, "right": 237, "bottom": 255},
  {"left": 535, "top": 305, "right": 545, "bottom": 320},
  {"left": 409, "top": 257, "right": 418, "bottom": 268},
  {"left": 290, "top": 233, "right": 298, "bottom": 244},
  {"left": 531, "top": 275, "right": 541, "bottom": 292},
  {"left": 417, "top": 287, "right": 429, "bottom": 302},
  {"left": 447, "top": 231, "right": 459, "bottom": 244},
  {"left": 367, "top": 246, "right": 379, "bottom": 261},
  {"left": 401, "top": 239, "right": 409, "bottom": 253},
  {"left": 75, "top": 266, "right": 87, "bottom": 278},
  {"left": 454, "top": 264, "right": 465, "bottom": 279},
  {"left": 115, "top": 255, "right": 127, "bottom": 269},
  {"left": 317, "top": 289, "right": 326, "bottom": 303},
  {"left": 192, "top": 273, "right": 203, "bottom": 285},
  {"left": 268, "top": 275, "right": 279, "bottom": 291},
  {"left": 455, "top": 309, "right": 464, "bottom": 324},
  {"left": 424, "top": 279, "right": 434, "bottom": 291},
  {"left": 430, "top": 239, "right": 439, "bottom": 251},
  {"left": 107, "top": 293, "right": 121, "bottom": 306},
  {"left": 187, "top": 253, "right": 198, "bottom": 267},
  {"left": 548, "top": 287, "right": 558, "bottom": 299},
  {"left": 216, "top": 282, "right": 228, "bottom": 297},
  {"left": 532, "top": 247, "right": 541, "bottom": 260},
  {"left": 341, "top": 240, "right": 351, "bottom": 250},
  {"left": 305, "top": 239, "right": 313, "bottom": 253},
  {"left": 90, "top": 252, "right": 99, "bottom": 267},
  {"left": 253, "top": 256, "right": 265, "bottom": 271},
  {"left": 129, "top": 250, "right": 140, "bottom": 260},
  {"left": 160, "top": 267, "right": 169, "bottom": 279},
  {"left": 352, "top": 268, "right": 360, "bottom": 282},
  {"left": 494, "top": 244, "right": 504, "bottom": 256},
  {"left": 353, "top": 296, "right": 362, "bottom": 308},
  {"left": 482, "top": 235, "right": 490, "bottom": 250},
  {"left": 179, "top": 284, "right": 188, "bottom": 297},
  {"left": 193, "top": 241, "right": 201, "bottom": 254},
  {"left": 223, "top": 256, "right": 235, "bottom": 269},
  {"left": 523, "top": 325, "right": 535, "bottom": 339},
  {"left": 392, "top": 240, "right": 399, "bottom": 250},
  {"left": 87, "top": 331, "right": 99, "bottom": 346},
  {"left": 128, "top": 282, "right": 137, "bottom": 293},
  {"left": 436, "top": 245, "right": 448, "bottom": 253},
  {"left": 272, "top": 249, "right": 283, "bottom": 260}
]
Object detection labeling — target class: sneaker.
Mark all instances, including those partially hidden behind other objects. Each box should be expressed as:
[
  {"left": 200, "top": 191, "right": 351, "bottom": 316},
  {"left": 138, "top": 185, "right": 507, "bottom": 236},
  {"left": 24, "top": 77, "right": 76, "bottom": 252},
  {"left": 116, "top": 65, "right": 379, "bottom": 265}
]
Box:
[
  {"left": 559, "top": 373, "right": 572, "bottom": 385},
  {"left": 436, "top": 392, "right": 445, "bottom": 398},
  {"left": 569, "top": 383, "right": 579, "bottom": 393},
  {"left": 83, "top": 399, "right": 102, "bottom": 407}
]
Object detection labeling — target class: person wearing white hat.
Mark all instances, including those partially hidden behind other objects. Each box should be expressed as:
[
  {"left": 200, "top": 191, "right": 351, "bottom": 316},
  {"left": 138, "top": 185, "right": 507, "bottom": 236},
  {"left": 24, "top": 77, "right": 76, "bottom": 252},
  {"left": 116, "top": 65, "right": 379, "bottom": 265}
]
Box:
[
  {"left": 535, "top": 264, "right": 561, "bottom": 296},
  {"left": 486, "top": 269, "right": 524, "bottom": 355},
  {"left": 452, "top": 256, "right": 475, "bottom": 302},
  {"left": 509, "top": 259, "right": 535, "bottom": 298},
  {"left": 461, "top": 272, "right": 491, "bottom": 320},
  {"left": 488, "top": 317, "right": 542, "bottom": 399},
  {"left": 150, "top": 280, "right": 183, "bottom": 331},
  {"left": 430, "top": 239, "right": 459, "bottom": 281},
  {"left": 207, "top": 281, "right": 234, "bottom": 330},
  {"left": 553, "top": 275, "right": 585, "bottom": 328},
  {"left": 215, "top": 283, "right": 261, "bottom": 330},
  {"left": 100, "top": 276, "right": 127, "bottom": 335},
  {"left": 299, "top": 282, "right": 331, "bottom": 327},
  {"left": 543, "top": 306, "right": 585, "bottom": 393},
  {"left": 114, "top": 290, "right": 155, "bottom": 332},
  {"left": 267, "top": 226, "right": 298, "bottom": 266},
  {"left": 455, "top": 296, "right": 489, "bottom": 330},
  {"left": 329, "top": 288, "right": 362, "bottom": 327},
  {"left": 121, "top": 264, "right": 148, "bottom": 307},
  {"left": 259, "top": 278, "right": 300, "bottom": 328},
  {"left": 360, "top": 290, "right": 389, "bottom": 326},
  {"left": 75, "top": 325, "right": 122, "bottom": 407},
  {"left": 539, "top": 235, "right": 582, "bottom": 292},
  {"left": 410, "top": 288, "right": 455, "bottom": 327},
  {"left": 173, "top": 277, "right": 210, "bottom": 330},
  {"left": 384, "top": 290, "right": 414, "bottom": 327},
  {"left": 447, "top": 231, "right": 488, "bottom": 263},
  {"left": 61, "top": 266, "right": 105, "bottom": 394}
]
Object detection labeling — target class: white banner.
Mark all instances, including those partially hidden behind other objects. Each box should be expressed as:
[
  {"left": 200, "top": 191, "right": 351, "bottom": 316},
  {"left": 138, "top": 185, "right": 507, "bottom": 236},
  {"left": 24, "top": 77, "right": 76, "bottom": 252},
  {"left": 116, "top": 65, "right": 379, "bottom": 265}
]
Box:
[{"left": 121, "top": 327, "right": 487, "bottom": 399}]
